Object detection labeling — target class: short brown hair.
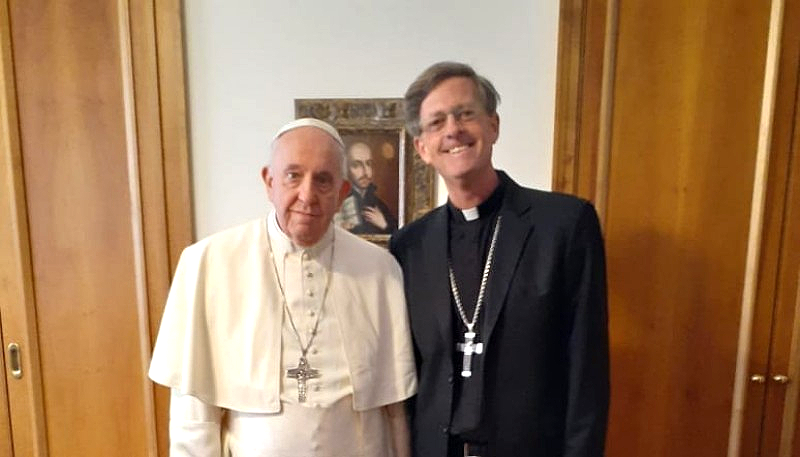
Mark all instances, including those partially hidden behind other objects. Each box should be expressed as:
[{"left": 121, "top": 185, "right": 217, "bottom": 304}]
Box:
[{"left": 403, "top": 61, "right": 501, "bottom": 137}]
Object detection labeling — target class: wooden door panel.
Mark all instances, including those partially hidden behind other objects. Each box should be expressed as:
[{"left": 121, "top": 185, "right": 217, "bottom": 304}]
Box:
[
  {"left": 603, "top": 0, "right": 771, "bottom": 455},
  {"left": 782, "top": 264, "right": 800, "bottom": 457},
  {"left": 553, "top": 0, "right": 800, "bottom": 455},
  {"left": 0, "top": 342, "right": 12, "bottom": 457},
  {"left": 8, "top": 1, "right": 156, "bottom": 455},
  {"left": 0, "top": 0, "right": 189, "bottom": 454},
  {"left": 760, "top": 50, "right": 800, "bottom": 456},
  {"left": 774, "top": 162, "right": 800, "bottom": 456},
  {"left": 0, "top": 0, "right": 48, "bottom": 454},
  {"left": 0, "top": 5, "right": 13, "bottom": 454}
]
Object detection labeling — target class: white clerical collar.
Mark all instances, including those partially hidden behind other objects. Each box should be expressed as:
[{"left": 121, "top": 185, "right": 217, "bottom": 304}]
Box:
[
  {"left": 461, "top": 207, "right": 480, "bottom": 221},
  {"left": 267, "top": 210, "right": 334, "bottom": 258}
]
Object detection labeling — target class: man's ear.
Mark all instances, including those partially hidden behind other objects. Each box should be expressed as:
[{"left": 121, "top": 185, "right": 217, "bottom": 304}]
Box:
[
  {"left": 261, "top": 166, "right": 273, "bottom": 196},
  {"left": 413, "top": 137, "right": 433, "bottom": 165},
  {"left": 489, "top": 113, "right": 500, "bottom": 144}
]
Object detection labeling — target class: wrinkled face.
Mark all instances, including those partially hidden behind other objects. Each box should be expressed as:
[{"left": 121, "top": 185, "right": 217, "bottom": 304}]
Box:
[
  {"left": 262, "top": 127, "right": 350, "bottom": 246},
  {"left": 413, "top": 76, "right": 499, "bottom": 184},
  {"left": 346, "top": 142, "right": 374, "bottom": 191}
]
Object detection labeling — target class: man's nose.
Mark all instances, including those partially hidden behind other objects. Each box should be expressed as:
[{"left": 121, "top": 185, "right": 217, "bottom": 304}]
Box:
[
  {"left": 443, "top": 113, "right": 462, "bottom": 136},
  {"left": 297, "top": 177, "right": 318, "bottom": 203}
]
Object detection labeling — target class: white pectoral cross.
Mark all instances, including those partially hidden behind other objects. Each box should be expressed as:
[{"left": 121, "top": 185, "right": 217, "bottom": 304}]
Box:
[
  {"left": 456, "top": 331, "right": 483, "bottom": 378},
  {"left": 286, "top": 356, "right": 320, "bottom": 402}
]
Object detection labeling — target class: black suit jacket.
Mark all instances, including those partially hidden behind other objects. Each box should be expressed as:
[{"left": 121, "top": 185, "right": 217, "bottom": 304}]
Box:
[{"left": 389, "top": 171, "right": 609, "bottom": 457}]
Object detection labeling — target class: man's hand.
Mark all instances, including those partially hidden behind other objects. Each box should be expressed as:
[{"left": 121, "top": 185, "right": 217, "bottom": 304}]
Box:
[{"left": 362, "top": 206, "right": 388, "bottom": 230}]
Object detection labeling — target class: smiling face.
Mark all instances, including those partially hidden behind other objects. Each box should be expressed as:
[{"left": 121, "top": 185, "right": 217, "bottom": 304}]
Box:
[
  {"left": 262, "top": 126, "right": 350, "bottom": 246},
  {"left": 346, "top": 142, "right": 374, "bottom": 191},
  {"left": 413, "top": 76, "right": 499, "bottom": 186}
]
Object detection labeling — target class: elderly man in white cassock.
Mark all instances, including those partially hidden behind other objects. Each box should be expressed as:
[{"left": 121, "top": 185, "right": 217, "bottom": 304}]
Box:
[{"left": 148, "top": 118, "right": 417, "bottom": 457}]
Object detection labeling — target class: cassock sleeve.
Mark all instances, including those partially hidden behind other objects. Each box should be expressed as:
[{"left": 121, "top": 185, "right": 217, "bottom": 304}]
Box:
[
  {"left": 169, "top": 389, "right": 223, "bottom": 456},
  {"left": 563, "top": 202, "right": 610, "bottom": 457}
]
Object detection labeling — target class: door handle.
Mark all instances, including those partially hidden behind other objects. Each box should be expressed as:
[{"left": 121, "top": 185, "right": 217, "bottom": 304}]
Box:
[
  {"left": 7, "top": 343, "right": 22, "bottom": 379},
  {"left": 771, "top": 374, "right": 790, "bottom": 384},
  {"left": 750, "top": 374, "right": 766, "bottom": 383}
]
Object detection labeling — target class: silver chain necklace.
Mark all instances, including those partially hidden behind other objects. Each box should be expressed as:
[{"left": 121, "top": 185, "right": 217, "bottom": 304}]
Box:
[
  {"left": 266, "top": 226, "right": 335, "bottom": 402},
  {"left": 448, "top": 215, "right": 502, "bottom": 378}
]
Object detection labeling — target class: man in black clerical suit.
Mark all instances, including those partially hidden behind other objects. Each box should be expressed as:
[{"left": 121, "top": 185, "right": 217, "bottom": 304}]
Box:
[
  {"left": 389, "top": 62, "right": 609, "bottom": 457},
  {"left": 344, "top": 141, "right": 398, "bottom": 234}
]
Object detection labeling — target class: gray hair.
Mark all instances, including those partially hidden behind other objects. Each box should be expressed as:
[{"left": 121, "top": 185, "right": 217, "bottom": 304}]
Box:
[
  {"left": 403, "top": 61, "right": 501, "bottom": 137},
  {"left": 268, "top": 118, "right": 347, "bottom": 176}
]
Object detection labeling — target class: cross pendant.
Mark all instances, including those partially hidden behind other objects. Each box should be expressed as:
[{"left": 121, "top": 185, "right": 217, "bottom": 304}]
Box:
[
  {"left": 286, "top": 356, "right": 320, "bottom": 402},
  {"left": 456, "top": 331, "right": 483, "bottom": 378}
]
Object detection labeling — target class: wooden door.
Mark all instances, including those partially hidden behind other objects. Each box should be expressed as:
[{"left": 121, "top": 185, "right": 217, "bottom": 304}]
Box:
[
  {"left": 739, "top": 1, "right": 800, "bottom": 453},
  {"left": 553, "top": 0, "right": 800, "bottom": 455},
  {"left": 602, "top": 2, "right": 768, "bottom": 454},
  {"left": 761, "top": 107, "right": 800, "bottom": 456},
  {"left": 0, "top": 2, "right": 25, "bottom": 455},
  {"left": 0, "top": 0, "right": 191, "bottom": 455}
]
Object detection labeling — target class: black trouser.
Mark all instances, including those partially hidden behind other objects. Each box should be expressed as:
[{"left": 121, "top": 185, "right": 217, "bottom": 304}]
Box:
[{"left": 448, "top": 435, "right": 489, "bottom": 457}]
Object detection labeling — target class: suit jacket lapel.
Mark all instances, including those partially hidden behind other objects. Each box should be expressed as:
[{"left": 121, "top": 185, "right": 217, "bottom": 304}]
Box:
[{"left": 483, "top": 178, "right": 535, "bottom": 346}]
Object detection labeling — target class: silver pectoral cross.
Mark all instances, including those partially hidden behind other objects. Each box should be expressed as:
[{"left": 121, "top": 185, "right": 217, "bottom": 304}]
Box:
[
  {"left": 456, "top": 331, "right": 483, "bottom": 378},
  {"left": 286, "top": 356, "right": 320, "bottom": 402}
]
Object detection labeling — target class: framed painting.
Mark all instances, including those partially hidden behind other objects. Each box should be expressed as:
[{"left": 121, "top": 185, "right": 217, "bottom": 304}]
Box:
[{"left": 295, "top": 98, "right": 436, "bottom": 247}]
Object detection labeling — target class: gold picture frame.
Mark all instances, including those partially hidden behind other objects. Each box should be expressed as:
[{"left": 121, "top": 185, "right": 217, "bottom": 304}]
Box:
[{"left": 295, "top": 98, "right": 436, "bottom": 247}]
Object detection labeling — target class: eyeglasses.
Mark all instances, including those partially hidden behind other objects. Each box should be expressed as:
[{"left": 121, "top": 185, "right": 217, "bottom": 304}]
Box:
[{"left": 419, "top": 106, "right": 481, "bottom": 134}]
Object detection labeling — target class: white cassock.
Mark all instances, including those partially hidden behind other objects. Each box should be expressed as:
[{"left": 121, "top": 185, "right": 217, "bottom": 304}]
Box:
[{"left": 148, "top": 212, "right": 417, "bottom": 456}]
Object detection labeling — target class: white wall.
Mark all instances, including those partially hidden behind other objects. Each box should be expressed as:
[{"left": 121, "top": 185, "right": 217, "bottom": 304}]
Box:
[{"left": 184, "top": 1, "right": 559, "bottom": 238}]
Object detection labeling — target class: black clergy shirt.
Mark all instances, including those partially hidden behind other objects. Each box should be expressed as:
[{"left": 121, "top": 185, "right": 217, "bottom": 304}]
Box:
[{"left": 446, "top": 179, "right": 505, "bottom": 441}]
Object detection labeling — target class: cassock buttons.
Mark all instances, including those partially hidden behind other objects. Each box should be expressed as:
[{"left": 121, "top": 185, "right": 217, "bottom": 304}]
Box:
[{"left": 307, "top": 290, "right": 315, "bottom": 297}]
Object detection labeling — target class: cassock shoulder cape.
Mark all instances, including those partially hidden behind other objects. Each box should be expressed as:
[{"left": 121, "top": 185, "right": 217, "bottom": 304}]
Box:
[{"left": 149, "top": 218, "right": 417, "bottom": 413}]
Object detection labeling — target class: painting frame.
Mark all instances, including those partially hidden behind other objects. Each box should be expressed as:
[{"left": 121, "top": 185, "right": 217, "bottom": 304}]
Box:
[{"left": 295, "top": 98, "right": 436, "bottom": 248}]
